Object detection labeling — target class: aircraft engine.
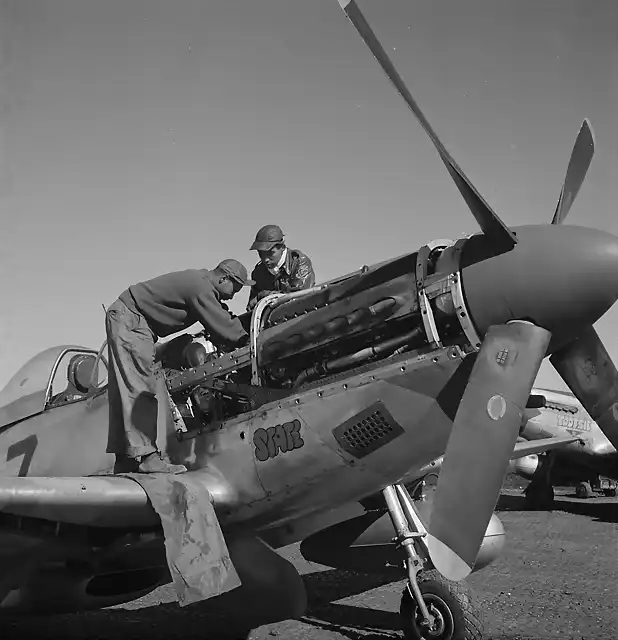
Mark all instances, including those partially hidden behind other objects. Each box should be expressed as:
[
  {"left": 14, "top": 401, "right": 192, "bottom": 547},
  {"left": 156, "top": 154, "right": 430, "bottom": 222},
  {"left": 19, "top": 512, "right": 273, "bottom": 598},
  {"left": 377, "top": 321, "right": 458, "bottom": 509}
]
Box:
[
  {"left": 508, "top": 454, "right": 540, "bottom": 480},
  {"left": 165, "top": 246, "right": 461, "bottom": 434}
]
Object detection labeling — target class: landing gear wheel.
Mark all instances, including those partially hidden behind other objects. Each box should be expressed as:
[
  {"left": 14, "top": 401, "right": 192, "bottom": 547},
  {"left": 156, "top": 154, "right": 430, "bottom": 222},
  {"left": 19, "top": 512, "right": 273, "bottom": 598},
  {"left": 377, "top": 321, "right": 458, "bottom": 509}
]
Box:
[
  {"left": 575, "top": 481, "right": 593, "bottom": 499},
  {"left": 399, "top": 570, "right": 483, "bottom": 640}
]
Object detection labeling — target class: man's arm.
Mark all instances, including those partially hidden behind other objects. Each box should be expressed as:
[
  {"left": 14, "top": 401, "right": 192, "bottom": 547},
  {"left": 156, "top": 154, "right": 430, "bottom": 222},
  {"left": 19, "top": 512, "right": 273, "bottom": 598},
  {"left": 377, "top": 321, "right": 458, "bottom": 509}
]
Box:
[
  {"left": 247, "top": 287, "right": 259, "bottom": 313},
  {"left": 190, "top": 287, "right": 248, "bottom": 347},
  {"left": 247, "top": 290, "right": 273, "bottom": 312}
]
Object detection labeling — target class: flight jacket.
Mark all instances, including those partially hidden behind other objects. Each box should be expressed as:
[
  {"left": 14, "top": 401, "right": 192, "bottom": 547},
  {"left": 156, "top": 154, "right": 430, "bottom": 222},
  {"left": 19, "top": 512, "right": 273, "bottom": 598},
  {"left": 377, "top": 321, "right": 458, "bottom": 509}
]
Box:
[{"left": 247, "top": 248, "right": 315, "bottom": 312}]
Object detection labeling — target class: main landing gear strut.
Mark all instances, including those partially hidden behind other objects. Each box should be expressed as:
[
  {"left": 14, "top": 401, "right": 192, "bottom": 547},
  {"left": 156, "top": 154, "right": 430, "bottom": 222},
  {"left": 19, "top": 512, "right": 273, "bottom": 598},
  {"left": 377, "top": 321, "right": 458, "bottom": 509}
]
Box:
[{"left": 382, "top": 484, "right": 482, "bottom": 640}]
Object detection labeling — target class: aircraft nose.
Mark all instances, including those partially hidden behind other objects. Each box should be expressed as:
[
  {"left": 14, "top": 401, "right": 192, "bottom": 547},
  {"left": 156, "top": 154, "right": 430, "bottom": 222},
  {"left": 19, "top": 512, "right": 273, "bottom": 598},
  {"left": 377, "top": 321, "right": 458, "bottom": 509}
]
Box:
[{"left": 458, "top": 225, "right": 618, "bottom": 352}]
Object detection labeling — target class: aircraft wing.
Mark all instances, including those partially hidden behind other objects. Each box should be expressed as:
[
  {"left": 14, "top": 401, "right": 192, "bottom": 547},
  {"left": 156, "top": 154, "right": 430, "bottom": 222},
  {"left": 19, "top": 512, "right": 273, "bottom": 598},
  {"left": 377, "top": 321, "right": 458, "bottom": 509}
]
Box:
[
  {"left": 0, "top": 475, "right": 158, "bottom": 528},
  {"left": 403, "top": 434, "right": 582, "bottom": 485},
  {"left": 0, "top": 436, "right": 580, "bottom": 594},
  {"left": 0, "top": 473, "right": 242, "bottom": 606},
  {"left": 509, "top": 434, "right": 582, "bottom": 459},
  {"left": 0, "top": 434, "right": 579, "bottom": 527}
]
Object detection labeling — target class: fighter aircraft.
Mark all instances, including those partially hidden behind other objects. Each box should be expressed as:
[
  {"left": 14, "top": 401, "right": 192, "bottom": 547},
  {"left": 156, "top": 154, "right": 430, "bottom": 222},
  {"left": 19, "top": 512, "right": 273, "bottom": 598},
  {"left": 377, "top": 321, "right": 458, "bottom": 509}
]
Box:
[
  {"left": 511, "top": 387, "right": 618, "bottom": 508},
  {"left": 1, "top": 1, "right": 618, "bottom": 639}
]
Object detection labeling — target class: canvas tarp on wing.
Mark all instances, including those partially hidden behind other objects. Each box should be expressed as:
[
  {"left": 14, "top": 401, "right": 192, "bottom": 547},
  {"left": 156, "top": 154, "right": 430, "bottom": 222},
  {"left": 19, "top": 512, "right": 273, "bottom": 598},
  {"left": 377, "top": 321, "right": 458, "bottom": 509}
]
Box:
[{"left": 124, "top": 472, "right": 241, "bottom": 606}]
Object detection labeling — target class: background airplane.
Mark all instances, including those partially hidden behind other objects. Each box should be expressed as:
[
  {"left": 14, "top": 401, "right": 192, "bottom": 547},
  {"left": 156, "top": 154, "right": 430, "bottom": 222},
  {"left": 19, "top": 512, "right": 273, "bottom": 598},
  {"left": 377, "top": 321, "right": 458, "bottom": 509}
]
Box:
[
  {"left": 413, "top": 385, "right": 618, "bottom": 510},
  {"left": 510, "top": 386, "right": 618, "bottom": 508}
]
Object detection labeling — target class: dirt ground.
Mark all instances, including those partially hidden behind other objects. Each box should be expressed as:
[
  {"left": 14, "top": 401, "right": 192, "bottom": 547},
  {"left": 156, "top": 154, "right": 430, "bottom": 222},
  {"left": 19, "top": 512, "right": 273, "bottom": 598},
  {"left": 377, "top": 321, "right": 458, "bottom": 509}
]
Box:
[{"left": 2, "top": 477, "right": 617, "bottom": 640}]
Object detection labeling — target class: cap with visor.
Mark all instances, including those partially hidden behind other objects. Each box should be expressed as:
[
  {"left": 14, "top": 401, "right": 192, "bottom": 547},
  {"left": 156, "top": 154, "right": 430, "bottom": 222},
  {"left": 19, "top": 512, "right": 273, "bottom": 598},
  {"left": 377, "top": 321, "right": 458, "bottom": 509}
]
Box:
[
  {"left": 250, "top": 225, "right": 285, "bottom": 251},
  {"left": 217, "top": 259, "right": 255, "bottom": 287}
]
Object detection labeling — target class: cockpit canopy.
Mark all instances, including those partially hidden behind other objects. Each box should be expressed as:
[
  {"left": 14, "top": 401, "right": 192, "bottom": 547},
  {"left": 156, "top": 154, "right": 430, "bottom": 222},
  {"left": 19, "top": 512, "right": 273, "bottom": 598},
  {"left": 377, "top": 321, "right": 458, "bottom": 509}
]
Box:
[{"left": 0, "top": 344, "right": 108, "bottom": 428}]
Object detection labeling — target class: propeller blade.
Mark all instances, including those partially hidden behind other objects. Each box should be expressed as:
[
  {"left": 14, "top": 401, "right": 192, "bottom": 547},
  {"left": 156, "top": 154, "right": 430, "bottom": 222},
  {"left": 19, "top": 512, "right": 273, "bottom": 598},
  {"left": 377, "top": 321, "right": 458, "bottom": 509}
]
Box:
[
  {"left": 550, "top": 326, "right": 618, "bottom": 451},
  {"left": 551, "top": 118, "right": 595, "bottom": 225},
  {"left": 337, "top": 0, "right": 517, "bottom": 251},
  {"left": 426, "top": 320, "right": 551, "bottom": 581}
]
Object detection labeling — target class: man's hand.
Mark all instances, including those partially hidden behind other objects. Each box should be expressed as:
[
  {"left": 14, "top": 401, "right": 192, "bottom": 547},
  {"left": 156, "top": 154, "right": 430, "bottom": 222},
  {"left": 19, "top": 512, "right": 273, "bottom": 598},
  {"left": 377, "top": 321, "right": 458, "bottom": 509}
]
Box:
[
  {"left": 217, "top": 333, "right": 249, "bottom": 353},
  {"left": 247, "top": 290, "right": 273, "bottom": 312}
]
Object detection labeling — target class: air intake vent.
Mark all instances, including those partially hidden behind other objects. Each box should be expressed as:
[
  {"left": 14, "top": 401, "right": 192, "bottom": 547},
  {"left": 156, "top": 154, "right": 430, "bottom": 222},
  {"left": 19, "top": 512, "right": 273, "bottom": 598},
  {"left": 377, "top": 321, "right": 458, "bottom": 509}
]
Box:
[{"left": 332, "top": 402, "right": 404, "bottom": 459}]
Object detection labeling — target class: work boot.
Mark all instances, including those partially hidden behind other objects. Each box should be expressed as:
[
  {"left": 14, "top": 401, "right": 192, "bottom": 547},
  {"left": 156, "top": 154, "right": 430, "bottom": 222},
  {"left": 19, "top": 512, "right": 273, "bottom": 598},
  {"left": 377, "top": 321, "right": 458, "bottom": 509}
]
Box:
[
  {"left": 113, "top": 455, "right": 139, "bottom": 474},
  {"left": 137, "top": 451, "right": 187, "bottom": 474}
]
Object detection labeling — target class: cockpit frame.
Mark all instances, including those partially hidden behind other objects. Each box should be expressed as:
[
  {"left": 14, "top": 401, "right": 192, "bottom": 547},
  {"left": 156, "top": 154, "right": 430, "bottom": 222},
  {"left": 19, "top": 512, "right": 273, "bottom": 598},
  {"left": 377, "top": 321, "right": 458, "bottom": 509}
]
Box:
[{"left": 0, "top": 344, "right": 108, "bottom": 428}]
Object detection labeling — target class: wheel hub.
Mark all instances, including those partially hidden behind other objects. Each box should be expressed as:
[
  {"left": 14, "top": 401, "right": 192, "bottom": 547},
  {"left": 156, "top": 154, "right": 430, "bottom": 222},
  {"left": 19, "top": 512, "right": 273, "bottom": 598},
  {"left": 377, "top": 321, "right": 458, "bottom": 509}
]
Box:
[{"left": 415, "top": 594, "right": 454, "bottom": 639}]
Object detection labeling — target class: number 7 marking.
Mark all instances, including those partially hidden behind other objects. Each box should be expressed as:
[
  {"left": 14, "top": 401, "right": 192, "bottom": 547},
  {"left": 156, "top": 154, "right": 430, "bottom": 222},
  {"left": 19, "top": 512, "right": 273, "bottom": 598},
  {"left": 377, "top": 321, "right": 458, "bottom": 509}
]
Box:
[{"left": 7, "top": 434, "right": 38, "bottom": 476}]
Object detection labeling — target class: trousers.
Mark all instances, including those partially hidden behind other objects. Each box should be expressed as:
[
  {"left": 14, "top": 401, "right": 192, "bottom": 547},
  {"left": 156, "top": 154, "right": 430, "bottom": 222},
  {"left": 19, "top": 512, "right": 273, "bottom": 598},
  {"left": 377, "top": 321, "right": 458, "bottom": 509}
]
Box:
[{"left": 105, "top": 297, "right": 160, "bottom": 458}]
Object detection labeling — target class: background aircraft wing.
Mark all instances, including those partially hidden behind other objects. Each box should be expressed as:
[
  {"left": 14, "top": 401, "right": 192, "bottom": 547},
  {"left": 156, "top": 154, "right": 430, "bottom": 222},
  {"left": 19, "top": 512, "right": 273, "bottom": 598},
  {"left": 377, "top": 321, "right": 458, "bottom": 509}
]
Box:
[
  {"left": 509, "top": 435, "right": 582, "bottom": 459},
  {"left": 402, "top": 434, "right": 581, "bottom": 486}
]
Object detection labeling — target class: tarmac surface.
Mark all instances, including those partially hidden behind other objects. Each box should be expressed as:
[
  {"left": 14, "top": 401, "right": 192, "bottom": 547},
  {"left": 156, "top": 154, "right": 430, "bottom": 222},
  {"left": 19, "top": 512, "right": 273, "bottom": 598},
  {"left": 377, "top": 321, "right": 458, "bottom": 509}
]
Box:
[{"left": 2, "top": 479, "right": 617, "bottom": 640}]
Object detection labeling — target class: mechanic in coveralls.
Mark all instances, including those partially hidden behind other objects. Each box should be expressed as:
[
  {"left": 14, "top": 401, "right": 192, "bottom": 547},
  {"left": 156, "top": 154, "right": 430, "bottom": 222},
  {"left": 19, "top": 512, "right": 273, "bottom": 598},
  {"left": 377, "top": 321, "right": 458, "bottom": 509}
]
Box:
[
  {"left": 246, "top": 224, "right": 315, "bottom": 312},
  {"left": 106, "top": 259, "right": 254, "bottom": 474}
]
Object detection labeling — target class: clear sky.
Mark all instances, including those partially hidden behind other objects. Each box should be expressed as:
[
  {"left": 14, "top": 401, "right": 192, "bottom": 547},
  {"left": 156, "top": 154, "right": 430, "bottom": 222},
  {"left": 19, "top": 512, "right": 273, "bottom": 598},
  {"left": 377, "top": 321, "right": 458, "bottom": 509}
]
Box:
[{"left": 0, "top": 0, "right": 616, "bottom": 392}]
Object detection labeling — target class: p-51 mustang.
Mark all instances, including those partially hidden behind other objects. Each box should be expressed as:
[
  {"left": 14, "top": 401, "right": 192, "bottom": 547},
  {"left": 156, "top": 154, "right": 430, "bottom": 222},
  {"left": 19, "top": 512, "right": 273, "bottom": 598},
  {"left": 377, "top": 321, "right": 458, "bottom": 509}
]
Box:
[
  {"left": 511, "top": 387, "right": 618, "bottom": 508},
  {"left": 2, "top": 2, "right": 618, "bottom": 639}
]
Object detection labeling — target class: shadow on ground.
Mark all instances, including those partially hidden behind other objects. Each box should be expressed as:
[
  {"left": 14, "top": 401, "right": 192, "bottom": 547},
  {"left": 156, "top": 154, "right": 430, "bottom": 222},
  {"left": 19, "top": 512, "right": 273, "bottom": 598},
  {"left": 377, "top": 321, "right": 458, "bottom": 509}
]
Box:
[
  {"left": 497, "top": 492, "right": 618, "bottom": 523},
  {"left": 0, "top": 569, "right": 404, "bottom": 640},
  {"left": 301, "top": 610, "right": 401, "bottom": 640},
  {"left": 302, "top": 568, "right": 403, "bottom": 638}
]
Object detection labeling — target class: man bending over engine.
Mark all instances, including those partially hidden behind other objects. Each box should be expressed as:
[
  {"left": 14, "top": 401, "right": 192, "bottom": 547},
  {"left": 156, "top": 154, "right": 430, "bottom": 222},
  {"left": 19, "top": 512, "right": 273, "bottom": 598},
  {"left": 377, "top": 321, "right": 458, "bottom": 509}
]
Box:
[
  {"left": 246, "top": 224, "right": 315, "bottom": 312},
  {"left": 106, "top": 259, "right": 254, "bottom": 474}
]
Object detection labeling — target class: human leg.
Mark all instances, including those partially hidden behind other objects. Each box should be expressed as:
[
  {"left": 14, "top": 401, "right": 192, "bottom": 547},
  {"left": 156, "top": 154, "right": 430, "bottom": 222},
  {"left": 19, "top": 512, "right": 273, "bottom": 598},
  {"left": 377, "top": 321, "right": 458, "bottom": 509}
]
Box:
[{"left": 106, "top": 299, "right": 185, "bottom": 474}]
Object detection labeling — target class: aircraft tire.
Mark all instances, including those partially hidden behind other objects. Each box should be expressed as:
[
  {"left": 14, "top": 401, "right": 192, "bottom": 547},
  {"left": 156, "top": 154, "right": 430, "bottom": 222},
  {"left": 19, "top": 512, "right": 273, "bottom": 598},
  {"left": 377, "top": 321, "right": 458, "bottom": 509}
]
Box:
[
  {"left": 575, "top": 481, "right": 594, "bottom": 499},
  {"left": 399, "top": 569, "right": 483, "bottom": 640}
]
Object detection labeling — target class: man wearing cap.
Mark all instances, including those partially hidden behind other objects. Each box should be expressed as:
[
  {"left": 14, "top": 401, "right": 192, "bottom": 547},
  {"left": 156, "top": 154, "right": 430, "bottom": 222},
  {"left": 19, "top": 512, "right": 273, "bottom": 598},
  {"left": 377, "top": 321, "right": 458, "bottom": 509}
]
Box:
[
  {"left": 106, "top": 259, "right": 254, "bottom": 474},
  {"left": 247, "top": 224, "right": 315, "bottom": 312}
]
